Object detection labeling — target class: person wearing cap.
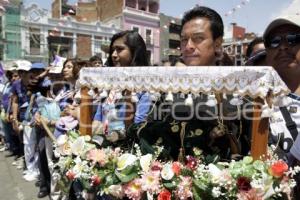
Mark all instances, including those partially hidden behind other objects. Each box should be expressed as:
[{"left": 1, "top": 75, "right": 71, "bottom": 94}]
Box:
[
  {"left": 12, "top": 62, "right": 49, "bottom": 180},
  {"left": 9, "top": 60, "right": 33, "bottom": 171},
  {"left": 263, "top": 15, "right": 300, "bottom": 197},
  {"left": 0, "top": 67, "right": 21, "bottom": 157}
]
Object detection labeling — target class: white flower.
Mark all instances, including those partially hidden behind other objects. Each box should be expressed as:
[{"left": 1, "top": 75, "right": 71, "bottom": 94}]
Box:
[
  {"left": 84, "top": 135, "right": 91, "bottom": 141},
  {"left": 263, "top": 185, "right": 276, "bottom": 199},
  {"left": 57, "top": 142, "right": 72, "bottom": 156},
  {"left": 212, "top": 187, "right": 221, "bottom": 198},
  {"left": 70, "top": 136, "right": 86, "bottom": 156},
  {"left": 107, "top": 185, "right": 124, "bottom": 199},
  {"left": 161, "top": 163, "right": 174, "bottom": 180},
  {"left": 140, "top": 154, "right": 152, "bottom": 172},
  {"left": 56, "top": 134, "right": 68, "bottom": 146},
  {"left": 208, "top": 164, "right": 222, "bottom": 183},
  {"left": 72, "top": 157, "right": 88, "bottom": 178},
  {"left": 117, "top": 153, "right": 137, "bottom": 171}
]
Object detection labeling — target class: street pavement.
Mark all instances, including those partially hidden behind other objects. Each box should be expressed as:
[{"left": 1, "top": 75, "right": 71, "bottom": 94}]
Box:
[{"left": 0, "top": 151, "right": 48, "bottom": 200}]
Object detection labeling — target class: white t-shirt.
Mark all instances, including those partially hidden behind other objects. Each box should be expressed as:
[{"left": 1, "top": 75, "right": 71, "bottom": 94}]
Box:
[{"left": 269, "top": 94, "right": 300, "bottom": 152}]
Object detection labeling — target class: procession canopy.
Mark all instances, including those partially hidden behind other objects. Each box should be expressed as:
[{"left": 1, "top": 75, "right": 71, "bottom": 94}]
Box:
[{"left": 79, "top": 66, "right": 289, "bottom": 98}]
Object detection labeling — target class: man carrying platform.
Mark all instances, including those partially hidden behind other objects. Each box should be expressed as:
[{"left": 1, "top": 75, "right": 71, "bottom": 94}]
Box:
[{"left": 129, "top": 6, "right": 250, "bottom": 162}]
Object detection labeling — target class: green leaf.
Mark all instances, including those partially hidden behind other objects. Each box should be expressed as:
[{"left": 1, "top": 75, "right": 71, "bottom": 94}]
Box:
[
  {"left": 68, "top": 130, "right": 79, "bottom": 139},
  {"left": 180, "top": 168, "right": 194, "bottom": 176},
  {"left": 192, "top": 186, "right": 202, "bottom": 200},
  {"left": 81, "top": 179, "right": 92, "bottom": 191},
  {"left": 163, "top": 182, "right": 177, "bottom": 190},
  {"left": 115, "top": 170, "right": 138, "bottom": 183},
  {"left": 120, "top": 164, "right": 136, "bottom": 175},
  {"left": 205, "top": 154, "right": 220, "bottom": 164},
  {"left": 193, "top": 179, "right": 208, "bottom": 191},
  {"left": 192, "top": 180, "right": 216, "bottom": 200}
]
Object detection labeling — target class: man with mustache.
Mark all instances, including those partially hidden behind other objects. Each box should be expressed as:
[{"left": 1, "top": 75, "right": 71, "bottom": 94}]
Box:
[{"left": 264, "top": 15, "right": 300, "bottom": 198}]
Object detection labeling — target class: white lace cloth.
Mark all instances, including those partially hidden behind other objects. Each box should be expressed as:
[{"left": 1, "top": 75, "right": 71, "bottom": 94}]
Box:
[{"left": 79, "top": 66, "right": 290, "bottom": 98}]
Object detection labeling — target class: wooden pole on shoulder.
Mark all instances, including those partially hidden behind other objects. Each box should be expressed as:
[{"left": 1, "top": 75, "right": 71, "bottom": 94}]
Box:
[
  {"left": 79, "top": 87, "right": 92, "bottom": 136},
  {"left": 250, "top": 97, "right": 269, "bottom": 160}
]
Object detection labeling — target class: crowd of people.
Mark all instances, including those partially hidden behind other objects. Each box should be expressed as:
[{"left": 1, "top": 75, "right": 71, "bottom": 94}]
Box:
[{"left": 0, "top": 5, "right": 299, "bottom": 200}]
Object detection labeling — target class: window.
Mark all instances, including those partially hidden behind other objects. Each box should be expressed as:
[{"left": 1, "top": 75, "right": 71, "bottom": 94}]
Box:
[
  {"left": 149, "top": 1, "right": 158, "bottom": 13},
  {"left": 236, "top": 45, "right": 242, "bottom": 54},
  {"left": 169, "top": 39, "right": 180, "bottom": 49},
  {"left": 94, "top": 40, "right": 101, "bottom": 54},
  {"left": 169, "top": 23, "right": 181, "bottom": 34},
  {"left": 146, "top": 29, "right": 152, "bottom": 45},
  {"left": 29, "top": 27, "right": 40, "bottom": 55},
  {"left": 125, "top": 0, "right": 136, "bottom": 8},
  {"left": 94, "top": 39, "right": 109, "bottom": 61},
  {"left": 138, "top": 0, "right": 147, "bottom": 11},
  {"left": 132, "top": 26, "right": 139, "bottom": 33}
]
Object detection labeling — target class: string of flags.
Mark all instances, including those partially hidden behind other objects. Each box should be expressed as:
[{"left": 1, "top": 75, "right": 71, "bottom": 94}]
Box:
[{"left": 224, "top": 0, "right": 250, "bottom": 17}]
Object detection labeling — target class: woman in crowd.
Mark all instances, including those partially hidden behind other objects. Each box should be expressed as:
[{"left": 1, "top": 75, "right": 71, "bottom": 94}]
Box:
[
  {"left": 55, "top": 59, "right": 81, "bottom": 111},
  {"left": 92, "top": 30, "right": 151, "bottom": 148},
  {"left": 35, "top": 59, "right": 81, "bottom": 199}
]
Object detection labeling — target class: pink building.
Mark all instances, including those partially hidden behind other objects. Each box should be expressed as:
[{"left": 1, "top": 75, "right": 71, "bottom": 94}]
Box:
[{"left": 101, "top": 0, "right": 160, "bottom": 65}]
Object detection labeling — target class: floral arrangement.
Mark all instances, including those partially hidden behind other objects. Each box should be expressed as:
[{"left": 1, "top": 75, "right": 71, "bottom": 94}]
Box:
[{"left": 54, "top": 131, "right": 300, "bottom": 200}]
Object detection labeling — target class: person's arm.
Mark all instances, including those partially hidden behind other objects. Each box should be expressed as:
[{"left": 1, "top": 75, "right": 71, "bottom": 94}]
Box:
[
  {"left": 134, "top": 92, "right": 151, "bottom": 124},
  {"left": 11, "top": 94, "right": 20, "bottom": 132},
  {"left": 5, "top": 95, "right": 12, "bottom": 122},
  {"left": 92, "top": 104, "right": 103, "bottom": 135}
]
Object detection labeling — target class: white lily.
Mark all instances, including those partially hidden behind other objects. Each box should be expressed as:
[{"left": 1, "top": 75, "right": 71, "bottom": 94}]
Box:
[
  {"left": 140, "top": 154, "right": 153, "bottom": 172},
  {"left": 117, "top": 153, "right": 137, "bottom": 171},
  {"left": 72, "top": 156, "right": 88, "bottom": 178},
  {"left": 56, "top": 134, "right": 68, "bottom": 146},
  {"left": 58, "top": 141, "right": 72, "bottom": 156},
  {"left": 70, "top": 136, "right": 86, "bottom": 156},
  {"left": 161, "top": 163, "right": 174, "bottom": 180}
]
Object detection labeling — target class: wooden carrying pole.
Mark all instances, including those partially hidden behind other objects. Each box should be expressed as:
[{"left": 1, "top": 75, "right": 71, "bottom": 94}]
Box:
[
  {"left": 250, "top": 97, "right": 269, "bottom": 160},
  {"left": 79, "top": 87, "right": 92, "bottom": 136}
]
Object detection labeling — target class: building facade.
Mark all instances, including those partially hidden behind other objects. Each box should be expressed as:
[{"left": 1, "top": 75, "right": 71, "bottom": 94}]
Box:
[
  {"left": 1, "top": 0, "right": 22, "bottom": 61},
  {"left": 159, "top": 13, "right": 181, "bottom": 63},
  {"left": 21, "top": 3, "right": 119, "bottom": 64},
  {"left": 52, "top": 0, "right": 161, "bottom": 65},
  {"left": 122, "top": 0, "right": 160, "bottom": 64},
  {"left": 223, "top": 23, "right": 257, "bottom": 66}
]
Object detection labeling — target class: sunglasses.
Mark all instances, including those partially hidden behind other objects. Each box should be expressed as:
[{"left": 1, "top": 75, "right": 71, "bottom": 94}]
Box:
[{"left": 266, "top": 34, "right": 300, "bottom": 48}]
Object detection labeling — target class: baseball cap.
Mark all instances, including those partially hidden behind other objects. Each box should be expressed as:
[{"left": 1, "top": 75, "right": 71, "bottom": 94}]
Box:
[
  {"left": 13, "top": 60, "right": 32, "bottom": 71},
  {"left": 263, "top": 15, "right": 300, "bottom": 40},
  {"left": 3, "top": 61, "right": 16, "bottom": 71},
  {"left": 31, "top": 62, "right": 46, "bottom": 70}
]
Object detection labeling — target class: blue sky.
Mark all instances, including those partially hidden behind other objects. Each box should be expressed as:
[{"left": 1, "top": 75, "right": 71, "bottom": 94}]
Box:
[{"left": 25, "top": 0, "right": 299, "bottom": 35}]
